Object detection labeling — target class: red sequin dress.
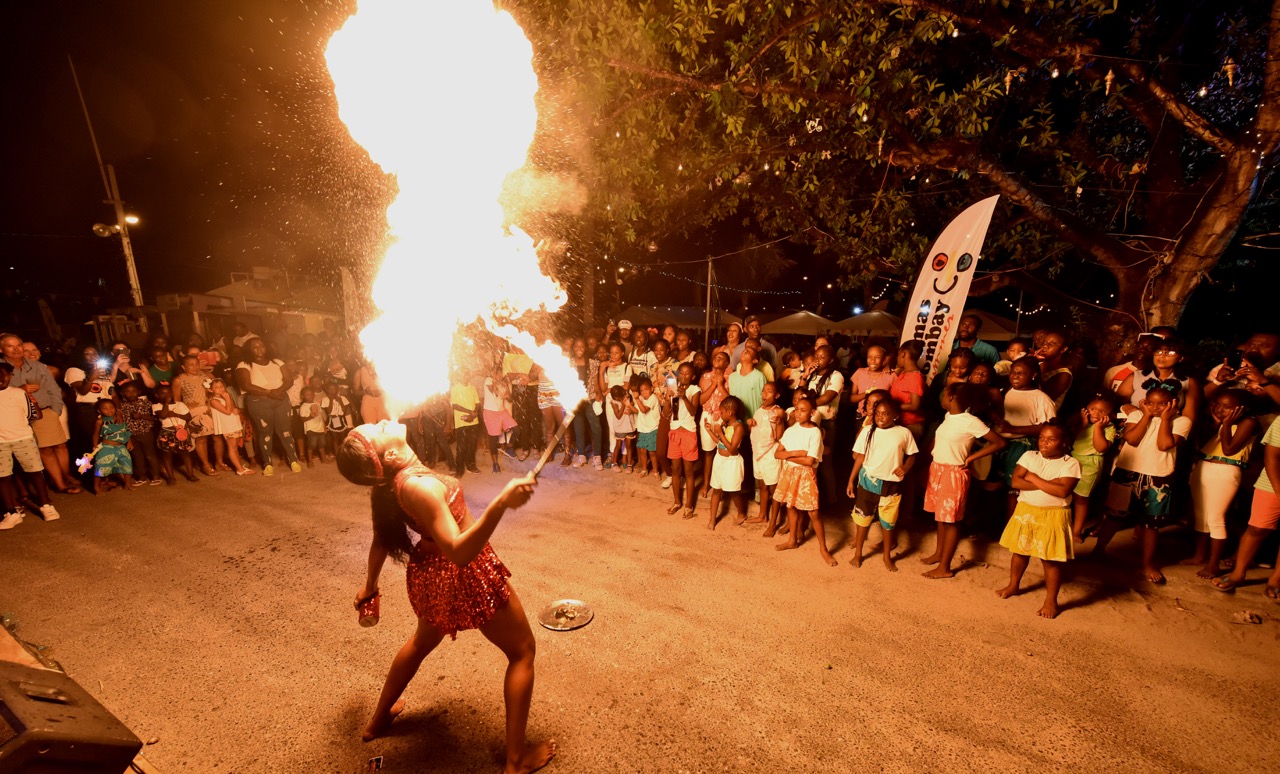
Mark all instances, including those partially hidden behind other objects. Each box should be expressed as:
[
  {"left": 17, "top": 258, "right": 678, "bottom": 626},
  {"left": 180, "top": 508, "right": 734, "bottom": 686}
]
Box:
[{"left": 395, "top": 465, "right": 512, "bottom": 639}]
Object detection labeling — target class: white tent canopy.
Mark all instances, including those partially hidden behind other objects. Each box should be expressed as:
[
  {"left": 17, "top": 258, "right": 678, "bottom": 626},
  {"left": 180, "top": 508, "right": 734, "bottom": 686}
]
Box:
[
  {"left": 836, "top": 310, "right": 903, "bottom": 337},
  {"left": 614, "top": 305, "right": 741, "bottom": 330},
  {"left": 760, "top": 310, "right": 839, "bottom": 335},
  {"left": 965, "top": 310, "right": 1019, "bottom": 342}
]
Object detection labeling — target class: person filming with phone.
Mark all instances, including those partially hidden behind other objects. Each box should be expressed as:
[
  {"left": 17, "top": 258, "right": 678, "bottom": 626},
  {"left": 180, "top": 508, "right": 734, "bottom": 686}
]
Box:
[{"left": 1205, "top": 332, "right": 1280, "bottom": 414}]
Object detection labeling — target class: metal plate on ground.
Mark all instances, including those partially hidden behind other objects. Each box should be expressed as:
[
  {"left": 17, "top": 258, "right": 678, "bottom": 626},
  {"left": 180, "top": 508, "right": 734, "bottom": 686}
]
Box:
[{"left": 538, "top": 599, "right": 594, "bottom": 631}]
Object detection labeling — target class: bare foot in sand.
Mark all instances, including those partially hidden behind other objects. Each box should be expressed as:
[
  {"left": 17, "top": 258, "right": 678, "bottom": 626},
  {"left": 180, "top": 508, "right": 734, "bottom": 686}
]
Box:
[
  {"left": 850, "top": 552, "right": 864, "bottom": 568},
  {"left": 1143, "top": 567, "right": 1166, "bottom": 584},
  {"left": 1195, "top": 563, "right": 1221, "bottom": 579},
  {"left": 775, "top": 541, "right": 799, "bottom": 552},
  {"left": 706, "top": 517, "right": 716, "bottom": 531},
  {"left": 919, "top": 553, "right": 940, "bottom": 566},
  {"left": 1037, "top": 601, "right": 1059, "bottom": 619},
  {"left": 996, "top": 583, "right": 1020, "bottom": 599},
  {"left": 762, "top": 526, "right": 778, "bottom": 538},
  {"left": 505, "top": 740, "right": 557, "bottom": 774},
  {"left": 922, "top": 566, "right": 954, "bottom": 579},
  {"left": 362, "top": 698, "right": 405, "bottom": 742},
  {"left": 821, "top": 552, "right": 838, "bottom": 567},
  {"left": 734, "top": 514, "right": 747, "bottom": 526},
  {"left": 681, "top": 508, "right": 696, "bottom": 520},
  {"left": 743, "top": 517, "right": 765, "bottom": 525},
  {"left": 883, "top": 555, "right": 898, "bottom": 573}
]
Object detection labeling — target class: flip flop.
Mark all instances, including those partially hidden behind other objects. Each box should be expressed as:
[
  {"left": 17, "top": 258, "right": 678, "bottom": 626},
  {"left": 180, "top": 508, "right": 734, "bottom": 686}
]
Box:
[
  {"left": 1265, "top": 586, "right": 1280, "bottom": 602},
  {"left": 1212, "top": 577, "right": 1238, "bottom": 593},
  {"left": 666, "top": 504, "right": 682, "bottom": 515}
]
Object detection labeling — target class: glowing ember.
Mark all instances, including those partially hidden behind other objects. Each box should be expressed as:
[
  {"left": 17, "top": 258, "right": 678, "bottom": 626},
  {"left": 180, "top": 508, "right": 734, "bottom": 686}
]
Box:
[{"left": 326, "top": 0, "right": 584, "bottom": 414}]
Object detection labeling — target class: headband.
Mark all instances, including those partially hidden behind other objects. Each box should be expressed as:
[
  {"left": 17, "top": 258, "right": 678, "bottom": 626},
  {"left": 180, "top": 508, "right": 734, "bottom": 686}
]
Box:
[{"left": 353, "top": 430, "right": 384, "bottom": 481}]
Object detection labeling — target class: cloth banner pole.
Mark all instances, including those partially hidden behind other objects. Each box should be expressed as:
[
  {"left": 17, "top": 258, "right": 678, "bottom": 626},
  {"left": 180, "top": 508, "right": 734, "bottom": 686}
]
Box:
[{"left": 900, "top": 195, "right": 1000, "bottom": 384}]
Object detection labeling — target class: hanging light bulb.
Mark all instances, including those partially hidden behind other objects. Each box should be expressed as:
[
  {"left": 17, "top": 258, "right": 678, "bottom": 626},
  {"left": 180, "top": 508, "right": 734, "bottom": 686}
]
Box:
[
  {"left": 951, "top": 28, "right": 959, "bottom": 38},
  {"left": 1051, "top": 66, "right": 1060, "bottom": 79},
  {"left": 1198, "top": 85, "right": 1208, "bottom": 97},
  {"left": 1105, "top": 69, "right": 1115, "bottom": 95}
]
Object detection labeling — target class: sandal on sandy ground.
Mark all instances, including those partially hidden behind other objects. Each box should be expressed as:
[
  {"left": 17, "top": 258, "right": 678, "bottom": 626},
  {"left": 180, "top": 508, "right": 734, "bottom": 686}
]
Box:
[
  {"left": 1212, "top": 577, "right": 1238, "bottom": 593},
  {"left": 666, "top": 503, "right": 682, "bottom": 515}
]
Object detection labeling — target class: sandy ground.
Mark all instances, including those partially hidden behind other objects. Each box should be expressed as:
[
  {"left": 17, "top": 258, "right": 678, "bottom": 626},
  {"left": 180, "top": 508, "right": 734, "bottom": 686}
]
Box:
[{"left": 3, "top": 458, "right": 1279, "bottom": 773}]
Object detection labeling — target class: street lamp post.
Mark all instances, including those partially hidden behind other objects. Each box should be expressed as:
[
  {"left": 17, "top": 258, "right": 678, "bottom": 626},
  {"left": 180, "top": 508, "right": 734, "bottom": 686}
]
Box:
[{"left": 69, "top": 56, "right": 147, "bottom": 330}]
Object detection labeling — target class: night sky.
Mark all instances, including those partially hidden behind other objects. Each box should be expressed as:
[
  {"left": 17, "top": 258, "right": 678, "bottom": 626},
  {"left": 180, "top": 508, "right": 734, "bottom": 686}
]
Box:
[{"left": 3, "top": 0, "right": 391, "bottom": 321}]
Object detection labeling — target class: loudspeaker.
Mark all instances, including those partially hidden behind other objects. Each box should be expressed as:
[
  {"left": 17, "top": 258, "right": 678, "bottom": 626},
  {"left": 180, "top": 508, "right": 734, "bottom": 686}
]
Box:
[{"left": 0, "top": 662, "right": 141, "bottom": 772}]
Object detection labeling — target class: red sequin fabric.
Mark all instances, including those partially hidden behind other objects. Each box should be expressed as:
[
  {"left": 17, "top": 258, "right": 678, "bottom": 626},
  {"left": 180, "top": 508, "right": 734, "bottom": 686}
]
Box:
[{"left": 396, "top": 465, "right": 511, "bottom": 639}]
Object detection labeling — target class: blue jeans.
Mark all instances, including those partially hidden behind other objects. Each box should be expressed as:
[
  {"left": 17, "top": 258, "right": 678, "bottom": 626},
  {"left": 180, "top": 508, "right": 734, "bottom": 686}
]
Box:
[
  {"left": 572, "top": 400, "right": 603, "bottom": 459},
  {"left": 245, "top": 395, "right": 298, "bottom": 467}
]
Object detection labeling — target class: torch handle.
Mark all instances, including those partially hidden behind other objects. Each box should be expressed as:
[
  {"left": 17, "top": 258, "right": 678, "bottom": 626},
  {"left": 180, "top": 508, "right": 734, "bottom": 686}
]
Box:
[{"left": 531, "top": 409, "right": 577, "bottom": 480}]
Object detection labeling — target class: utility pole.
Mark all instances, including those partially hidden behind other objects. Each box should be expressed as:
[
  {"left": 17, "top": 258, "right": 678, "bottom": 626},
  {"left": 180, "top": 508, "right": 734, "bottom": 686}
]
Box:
[
  {"left": 703, "top": 257, "right": 713, "bottom": 352},
  {"left": 70, "top": 56, "right": 147, "bottom": 328}
]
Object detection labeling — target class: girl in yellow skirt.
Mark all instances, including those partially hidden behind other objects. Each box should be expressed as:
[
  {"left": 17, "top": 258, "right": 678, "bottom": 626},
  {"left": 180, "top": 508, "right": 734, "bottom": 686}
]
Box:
[
  {"left": 996, "top": 422, "right": 1081, "bottom": 619},
  {"left": 773, "top": 395, "right": 834, "bottom": 566}
]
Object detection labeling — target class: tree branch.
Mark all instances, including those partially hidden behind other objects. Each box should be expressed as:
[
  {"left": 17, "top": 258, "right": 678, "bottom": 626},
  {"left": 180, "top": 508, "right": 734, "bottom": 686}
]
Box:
[
  {"left": 607, "top": 59, "right": 862, "bottom": 105},
  {"left": 734, "top": 11, "right": 830, "bottom": 80},
  {"left": 874, "top": 0, "right": 1237, "bottom": 155},
  {"left": 889, "top": 136, "right": 1145, "bottom": 271}
]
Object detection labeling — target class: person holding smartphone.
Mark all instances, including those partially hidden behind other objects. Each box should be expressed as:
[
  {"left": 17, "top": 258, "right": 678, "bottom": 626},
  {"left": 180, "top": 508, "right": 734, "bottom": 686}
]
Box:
[{"left": 1204, "top": 332, "right": 1280, "bottom": 412}]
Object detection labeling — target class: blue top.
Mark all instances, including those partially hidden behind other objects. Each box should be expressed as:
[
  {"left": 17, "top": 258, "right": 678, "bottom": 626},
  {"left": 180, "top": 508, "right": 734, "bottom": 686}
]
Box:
[{"left": 6, "top": 357, "right": 63, "bottom": 413}]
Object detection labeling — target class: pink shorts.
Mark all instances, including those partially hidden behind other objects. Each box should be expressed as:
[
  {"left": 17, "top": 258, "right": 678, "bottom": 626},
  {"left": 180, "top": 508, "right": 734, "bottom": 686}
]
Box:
[
  {"left": 1249, "top": 488, "right": 1280, "bottom": 530},
  {"left": 667, "top": 428, "right": 699, "bottom": 461},
  {"left": 924, "top": 463, "right": 970, "bottom": 524}
]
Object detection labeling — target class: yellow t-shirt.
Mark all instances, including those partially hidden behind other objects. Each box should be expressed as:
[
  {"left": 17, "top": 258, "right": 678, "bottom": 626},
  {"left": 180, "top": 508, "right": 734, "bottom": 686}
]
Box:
[
  {"left": 450, "top": 384, "right": 479, "bottom": 428},
  {"left": 502, "top": 353, "right": 534, "bottom": 378}
]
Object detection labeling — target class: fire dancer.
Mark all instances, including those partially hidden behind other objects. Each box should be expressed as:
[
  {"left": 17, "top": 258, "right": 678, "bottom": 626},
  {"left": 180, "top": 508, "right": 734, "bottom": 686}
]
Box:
[{"left": 338, "top": 420, "right": 556, "bottom": 773}]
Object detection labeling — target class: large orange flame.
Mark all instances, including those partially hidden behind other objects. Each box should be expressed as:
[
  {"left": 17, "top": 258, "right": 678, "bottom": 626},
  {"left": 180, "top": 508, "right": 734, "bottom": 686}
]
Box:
[{"left": 326, "top": 0, "right": 584, "bottom": 415}]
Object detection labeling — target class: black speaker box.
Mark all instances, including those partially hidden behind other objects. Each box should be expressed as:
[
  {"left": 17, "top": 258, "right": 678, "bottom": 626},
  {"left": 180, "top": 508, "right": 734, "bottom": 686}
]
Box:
[{"left": 0, "top": 661, "right": 141, "bottom": 772}]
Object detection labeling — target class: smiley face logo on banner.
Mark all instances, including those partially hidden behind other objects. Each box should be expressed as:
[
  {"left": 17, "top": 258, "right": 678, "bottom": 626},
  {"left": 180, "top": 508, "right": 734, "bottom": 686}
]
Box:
[
  {"left": 931, "top": 252, "right": 949, "bottom": 271},
  {"left": 957, "top": 253, "right": 974, "bottom": 272}
]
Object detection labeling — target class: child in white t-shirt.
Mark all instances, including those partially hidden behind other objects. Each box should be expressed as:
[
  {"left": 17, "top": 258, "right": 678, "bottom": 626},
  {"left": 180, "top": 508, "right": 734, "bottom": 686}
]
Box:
[
  {"left": 847, "top": 398, "right": 919, "bottom": 572},
  {"left": 607, "top": 385, "right": 637, "bottom": 472},
  {"left": 921, "top": 383, "right": 1006, "bottom": 579},
  {"left": 633, "top": 379, "right": 660, "bottom": 476},
  {"left": 1094, "top": 387, "right": 1191, "bottom": 584},
  {"left": 747, "top": 381, "right": 785, "bottom": 531},
  {"left": 772, "top": 396, "right": 830, "bottom": 564},
  {"left": 997, "top": 422, "right": 1082, "bottom": 619},
  {"left": 705, "top": 396, "right": 747, "bottom": 530}
]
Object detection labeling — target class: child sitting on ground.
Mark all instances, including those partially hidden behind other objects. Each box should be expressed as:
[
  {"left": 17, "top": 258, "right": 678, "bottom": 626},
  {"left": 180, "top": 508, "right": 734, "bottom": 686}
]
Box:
[
  {"left": 1093, "top": 387, "right": 1191, "bottom": 584},
  {"left": 92, "top": 398, "right": 134, "bottom": 493},
  {"left": 705, "top": 396, "right": 747, "bottom": 530},
  {"left": 848, "top": 398, "right": 919, "bottom": 572},
  {"left": 921, "top": 383, "right": 1006, "bottom": 579},
  {"left": 996, "top": 421, "right": 1081, "bottom": 619},
  {"left": 1184, "top": 389, "right": 1256, "bottom": 578},
  {"left": 773, "top": 395, "right": 830, "bottom": 565},
  {"left": 748, "top": 381, "right": 785, "bottom": 534},
  {"left": 1069, "top": 395, "right": 1117, "bottom": 542}
]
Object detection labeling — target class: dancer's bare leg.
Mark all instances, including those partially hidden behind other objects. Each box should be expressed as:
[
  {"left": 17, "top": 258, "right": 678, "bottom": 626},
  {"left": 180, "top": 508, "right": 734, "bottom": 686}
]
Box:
[
  {"left": 479, "top": 586, "right": 557, "bottom": 774},
  {"left": 363, "top": 617, "right": 444, "bottom": 742}
]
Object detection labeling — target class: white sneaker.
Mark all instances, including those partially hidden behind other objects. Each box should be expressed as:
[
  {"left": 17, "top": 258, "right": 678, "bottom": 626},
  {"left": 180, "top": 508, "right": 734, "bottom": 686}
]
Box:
[
  {"left": 574, "top": 455, "right": 587, "bottom": 468},
  {"left": 0, "top": 511, "right": 23, "bottom": 530},
  {"left": 661, "top": 476, "right": 672, "bottom": 489},
  {"left": 38, "top": 504, "right": 61, "bottom": 522},
  {"left": 592, "top": 458, "right": 603, "bottom": 471}
]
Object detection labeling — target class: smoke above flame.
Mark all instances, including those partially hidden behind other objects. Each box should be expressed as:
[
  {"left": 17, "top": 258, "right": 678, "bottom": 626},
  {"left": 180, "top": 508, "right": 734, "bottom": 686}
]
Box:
[{"left": 326, "top": 0, "right": 584, "bottom": 413}]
